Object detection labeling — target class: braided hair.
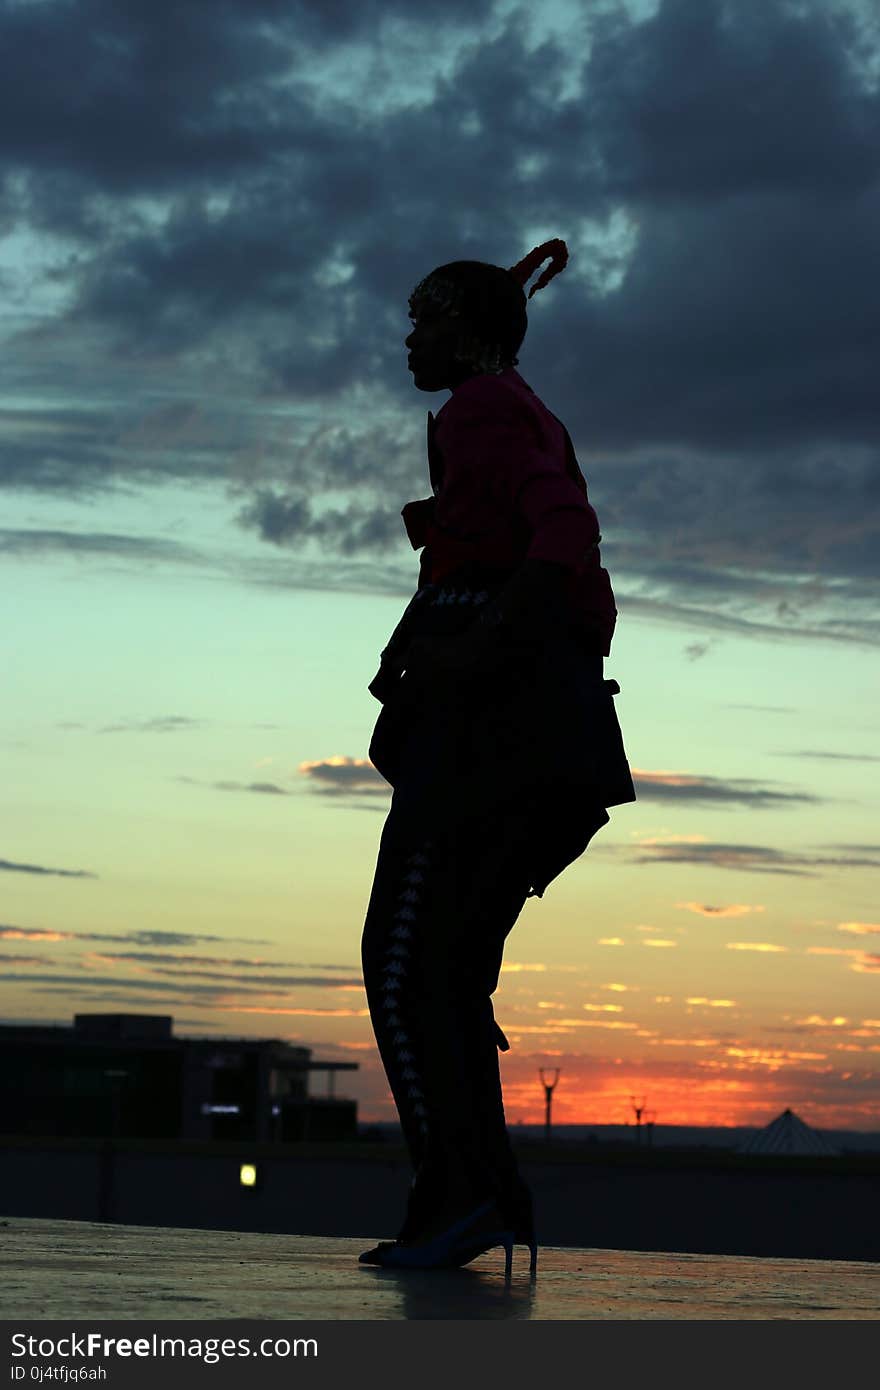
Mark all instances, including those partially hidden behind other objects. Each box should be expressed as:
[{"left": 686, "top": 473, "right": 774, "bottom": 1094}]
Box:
[{"left": 408, "top": 238, "right": 569, "bottom": 375}]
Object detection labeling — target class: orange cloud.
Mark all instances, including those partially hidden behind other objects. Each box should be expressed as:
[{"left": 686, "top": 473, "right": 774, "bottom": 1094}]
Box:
[
  {"left": 726, "top": 1046, "right": 827, "bottom": 1067},
  {"left": 838, "top": 922, "right": 880, "bottom": 935},
  {"left": 852, "top": 953, "right": 880, "bottom": 973},
  {"left": 806, "top": 947, "right": 862, "bottom": 957},
  {"left": 686, "top": 997, "right": 736, "bottom": 1007},
  {"left": 0, "top": 927, "right": 69, "bottom": 942},
  {"left": 726, "top": 942, "right": 788, "bottom": 952},
  {"left": 803, "top": 951, "right": 879, "bottom": 972}
]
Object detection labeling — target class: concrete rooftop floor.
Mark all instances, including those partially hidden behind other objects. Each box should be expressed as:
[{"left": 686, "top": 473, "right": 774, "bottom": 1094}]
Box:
[{"left": 2, "top": 1218, "right": 878, "bottom": 1320}]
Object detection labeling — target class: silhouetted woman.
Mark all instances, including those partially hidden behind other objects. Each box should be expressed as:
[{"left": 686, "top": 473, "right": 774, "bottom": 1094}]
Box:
[{"left": 360, "top": 240, "right": 635, "bottom": 1274}]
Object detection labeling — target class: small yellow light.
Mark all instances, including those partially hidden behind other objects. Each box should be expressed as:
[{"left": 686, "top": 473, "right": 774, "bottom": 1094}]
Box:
[{"left": 240, "top": 1163, "right": 257, "bottom": 1187}]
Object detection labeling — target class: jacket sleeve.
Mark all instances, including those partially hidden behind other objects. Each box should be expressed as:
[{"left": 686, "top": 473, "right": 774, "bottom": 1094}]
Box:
[{"left": 442, "top": 386, "right": 601, "bottom": 572}]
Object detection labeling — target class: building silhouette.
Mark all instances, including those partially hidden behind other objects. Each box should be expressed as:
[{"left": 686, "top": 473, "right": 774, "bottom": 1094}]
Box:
[
  {"left": 0, "top": 1013, "right": 358, "bottom": 1143},
  {"left": 738, "top": 1107, "right": 841, "bottom": 1157}
]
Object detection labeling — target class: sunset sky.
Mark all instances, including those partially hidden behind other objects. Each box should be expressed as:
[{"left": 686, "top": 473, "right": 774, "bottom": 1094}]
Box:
[{"left": 2, "top": 0, "right": 878, "bottom": 1132}]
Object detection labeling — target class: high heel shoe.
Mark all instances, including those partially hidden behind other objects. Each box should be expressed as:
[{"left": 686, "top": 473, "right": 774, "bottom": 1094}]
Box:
[
  {"left": 488, "top": 1183, "right": 538, "bottom": 1275},
  {"left": 360, "top": 1226, "right": 536, "bottom": 1274},
  {"left": 444, "top": 1211, "right": 537, "bottom": 1276},
  {"left": 360, "top": 1180, "right": 539, "bottom": 1274},
  {"left": 358, "top": 1239, "right": 396, "bottom": 1265},
  {"left": 358, "top": 1167, "right": 440, "bottom": 1265},
  {"left": 370, "top": 1200, "right": 515, "bottom": 1276},
  {"left": 449, "top": 1229, "right": 537, "bottom": 1275}
]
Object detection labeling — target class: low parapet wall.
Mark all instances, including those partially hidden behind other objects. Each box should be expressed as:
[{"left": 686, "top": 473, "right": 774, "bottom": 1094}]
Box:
[{"left": 1, "top": 1136, "right": 877, "bottom": 1261}]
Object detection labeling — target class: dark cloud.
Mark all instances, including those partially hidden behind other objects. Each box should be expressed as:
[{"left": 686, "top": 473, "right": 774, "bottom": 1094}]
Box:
[
  {"left": 237, "top": 490, "right": 401, "bottom": 554},
  {"left": 0, "top": 0, "right": 493, "bottom": 194},
  {"left": 86, "top": 950, "right": 357, "bottom": 970},
  {"left": 2, "top": 970, "right": 350, "bottom": 1001},
  {"left": 0, "top": 528, "right": 203, "bottom": 562},
  {"left": 2, "top": 971, "right": 251, "bottom": 995},
  {"left": 298, "top": 757, "right": 387, "bottom": 795},
  {"left": 586, "top": 0, "right": 879, "bottom": 200},
  {"left": 774, "top": 748, "right": 880, "bottom": 762},
  {"left": 0, "top": 857, "right": 97, "bottom": 879},
  {"left": 683, "top": 641, "right": 711, "bottom": 661},
  {"left": 86, "top": 960, "right": 363, "bottom": 988},
  {"left": 118, "top": 927, "right": 270, "bottom": 946},
  {"left": 631, "top": 839, "right": 880, "bottom": 875},
  {"left": 1, "top": 0, "right": 878, "bottom": 644},
  {"left": 176, "top": 775, "right": 291, "bottom": 795},
  {"left": 98, "top": 715, "right": 203, "bottom": 734},
  {"left": 0, "top": 925, "right": 274, "bottom": 947},
  {"left": 0, "top": 927, "right": 357, "bottom": 978},
  {"left": 212, "top": 755, "right": 388, "bottom": 811},
  {"left": 633, "top": 770, "right": 820, "bottom": 807}
]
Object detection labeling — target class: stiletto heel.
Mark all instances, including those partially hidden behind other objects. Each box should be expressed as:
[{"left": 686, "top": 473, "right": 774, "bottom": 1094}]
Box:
[
  {"left": 437, "top": 1225, "right": 534, "bottom": 1275},
  {"left": 500, "top": 1187, "right": 538, "bottom": 1276},
  {"left": 440, "top": 1194, "right": 538, "bottom": 1275}
]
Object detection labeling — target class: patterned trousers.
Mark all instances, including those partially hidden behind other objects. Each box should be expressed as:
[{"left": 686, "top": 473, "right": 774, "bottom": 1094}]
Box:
[{"left": 361, "top": 786, "right": 535, "bottom": 1213}]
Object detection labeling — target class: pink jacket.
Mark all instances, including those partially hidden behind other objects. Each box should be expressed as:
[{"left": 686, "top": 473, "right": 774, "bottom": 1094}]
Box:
[{"left": 400, "top": 368, "right": 619, "bottom": 657}]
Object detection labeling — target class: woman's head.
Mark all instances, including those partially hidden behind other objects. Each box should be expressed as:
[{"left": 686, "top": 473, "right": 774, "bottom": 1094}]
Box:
[{"left": 405, "top": 238, "right": 568, "bottom": 392}]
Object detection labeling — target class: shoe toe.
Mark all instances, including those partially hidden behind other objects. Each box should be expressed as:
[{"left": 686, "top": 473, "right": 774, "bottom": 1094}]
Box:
[{"left": 358, "top": 1241, "right": 395, "bottom": 1265}]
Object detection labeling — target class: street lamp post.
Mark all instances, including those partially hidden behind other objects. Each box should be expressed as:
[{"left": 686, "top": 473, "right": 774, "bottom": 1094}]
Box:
[
  {"left": 630, "top": 1094, "right": 647, "bottom": 1146},
  {"left": 539, "top": 1068, "right": 560, "bottom": 1144}
]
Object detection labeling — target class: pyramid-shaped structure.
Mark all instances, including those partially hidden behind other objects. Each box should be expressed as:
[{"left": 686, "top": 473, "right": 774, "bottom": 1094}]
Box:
[{"left": 739, "top": 1107, "right": 840, "bottom": 1156}]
